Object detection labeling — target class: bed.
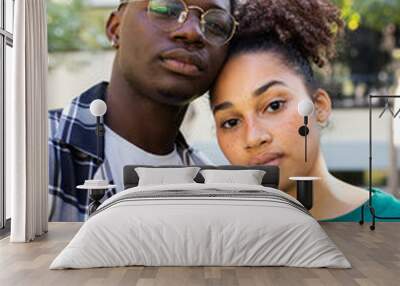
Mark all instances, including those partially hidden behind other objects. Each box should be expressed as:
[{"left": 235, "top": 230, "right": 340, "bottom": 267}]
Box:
[{"left": 50, "top": 165, "right": 350, "bottom": 269}]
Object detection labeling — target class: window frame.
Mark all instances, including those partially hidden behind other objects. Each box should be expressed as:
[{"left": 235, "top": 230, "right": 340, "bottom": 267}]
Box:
[{"left": 1, "top": 0, "right": 14, "bottom": 232}]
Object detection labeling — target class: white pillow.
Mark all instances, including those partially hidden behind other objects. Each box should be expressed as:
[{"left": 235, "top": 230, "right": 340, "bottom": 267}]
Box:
[
  {"left": 200, "top": 169, "right": 266, "bottom": 185},
  {"left": 135, "top": 167, "right": 200, "bottom": 186}
]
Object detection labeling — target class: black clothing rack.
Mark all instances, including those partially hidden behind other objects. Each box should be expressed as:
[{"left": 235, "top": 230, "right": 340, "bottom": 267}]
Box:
[{"left": 359, "top": 95, "right": 400, "bottom": 230}]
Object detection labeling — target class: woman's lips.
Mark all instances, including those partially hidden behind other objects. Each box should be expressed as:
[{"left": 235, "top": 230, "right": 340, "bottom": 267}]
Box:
[
  {"left": 160, "top": 58, "right": 202, "bottom": 77},
  {"left": 249, "top": 153, "right": 284, "bottom": 166}
]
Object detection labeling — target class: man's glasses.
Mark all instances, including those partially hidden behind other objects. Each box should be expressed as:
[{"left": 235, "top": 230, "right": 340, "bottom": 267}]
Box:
[{"left": 120, "top": 0, "right": 239, "bottom": 46}]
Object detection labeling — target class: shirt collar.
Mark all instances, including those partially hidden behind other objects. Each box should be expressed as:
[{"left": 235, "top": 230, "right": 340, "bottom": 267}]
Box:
[{"left": 55, "top": 82, "right": 191, "bottom": 161}]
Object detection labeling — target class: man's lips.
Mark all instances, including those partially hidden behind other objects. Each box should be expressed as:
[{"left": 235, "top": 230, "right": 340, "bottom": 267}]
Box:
[
  {"left": 160, "top": 59, "right": 201, "bottom": 77},
  {"left": 249, "top": 153, "right": 284, "bottom": 166},
  {"left": 160, "top": 49, "right": 206, "bottom": 77}
]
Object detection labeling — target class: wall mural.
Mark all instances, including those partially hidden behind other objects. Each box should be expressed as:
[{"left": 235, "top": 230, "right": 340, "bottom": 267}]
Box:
[{"left": 46, "top": 0, "right": 400, "bottom": 228}]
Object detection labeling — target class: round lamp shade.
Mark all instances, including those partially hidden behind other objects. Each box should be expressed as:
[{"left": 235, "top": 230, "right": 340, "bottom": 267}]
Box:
[
  {"left": 298, "top": 99, "right": 314, "bottom": 117},
  {"left": 90, "top": 99, "right": 107, "bottom": 117}
]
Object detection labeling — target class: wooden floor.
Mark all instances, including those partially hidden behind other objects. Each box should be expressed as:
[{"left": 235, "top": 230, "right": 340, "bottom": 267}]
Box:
[{"left": 0, "top": 222, "right": 399, "bottom": 286}]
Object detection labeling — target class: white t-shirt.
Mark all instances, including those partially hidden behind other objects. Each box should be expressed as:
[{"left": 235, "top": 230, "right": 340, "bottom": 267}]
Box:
[{"left": 94, "top": 126, "right": 183, "bottom": 192}]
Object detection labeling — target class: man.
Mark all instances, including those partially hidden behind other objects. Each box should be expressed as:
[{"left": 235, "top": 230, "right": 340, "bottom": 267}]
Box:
[{"left": 48, "top": 0, "right": 237, "bottom": 221}]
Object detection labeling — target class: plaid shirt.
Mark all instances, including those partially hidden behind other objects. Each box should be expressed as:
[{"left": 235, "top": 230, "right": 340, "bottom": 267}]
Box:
[{"left": 48, "top": 82, "right": 210, "bottom": 222}]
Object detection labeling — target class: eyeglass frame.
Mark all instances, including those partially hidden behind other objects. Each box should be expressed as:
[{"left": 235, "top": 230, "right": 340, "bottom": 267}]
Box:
[{"left": 118, "top": 0, "right": 239, "bottom": 46}]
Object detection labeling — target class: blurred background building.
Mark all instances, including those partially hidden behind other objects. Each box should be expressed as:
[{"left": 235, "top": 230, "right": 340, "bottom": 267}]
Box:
[{"left": 47, "top": 0, "right": 400, "bottom": 195}]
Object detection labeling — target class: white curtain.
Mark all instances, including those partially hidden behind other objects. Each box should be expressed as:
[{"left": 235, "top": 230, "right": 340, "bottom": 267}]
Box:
[{"left": 7, "top": 0, "right": 48, "bottom": 242}]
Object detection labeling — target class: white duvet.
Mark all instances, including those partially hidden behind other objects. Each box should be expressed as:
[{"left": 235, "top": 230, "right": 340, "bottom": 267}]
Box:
[{"left": 50, "top": 183, "right": 351, "bottom": 269}]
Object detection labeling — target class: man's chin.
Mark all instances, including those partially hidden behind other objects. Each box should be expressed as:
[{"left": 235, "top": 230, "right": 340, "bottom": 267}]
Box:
[
  {"left": 153, "top": 82, "right": 205, "bottom": 106},
  {"left": 158, "top": 71, "right": 209, "bottom": 95},
  {"left": 147, "top": 88, "right": 200, "bottom": 106}
]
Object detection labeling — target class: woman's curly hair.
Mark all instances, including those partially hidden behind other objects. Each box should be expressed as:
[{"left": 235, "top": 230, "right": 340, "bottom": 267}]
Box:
[{"left": 232, "top": 0, "right": 344, "bottom": 68}]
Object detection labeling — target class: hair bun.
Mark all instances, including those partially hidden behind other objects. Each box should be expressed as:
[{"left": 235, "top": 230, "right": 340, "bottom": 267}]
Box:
[{"left": 234, "top": 0, "right": 344, "bottom": 67}]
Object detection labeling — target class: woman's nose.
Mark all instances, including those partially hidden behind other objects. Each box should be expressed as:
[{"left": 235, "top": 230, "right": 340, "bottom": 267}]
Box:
[{"left": 244, "top": 120, "right": 272, "bottom": 150}]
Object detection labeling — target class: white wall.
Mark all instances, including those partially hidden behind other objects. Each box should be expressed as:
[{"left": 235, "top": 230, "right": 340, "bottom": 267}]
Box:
[{"left": 48, "top": 51, "right": 115, "bottom": 110}]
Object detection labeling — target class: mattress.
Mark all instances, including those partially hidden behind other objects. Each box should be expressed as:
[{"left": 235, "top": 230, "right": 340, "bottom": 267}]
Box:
[{"left": 50, "top": 183, "right": 351, "bottom": 269}]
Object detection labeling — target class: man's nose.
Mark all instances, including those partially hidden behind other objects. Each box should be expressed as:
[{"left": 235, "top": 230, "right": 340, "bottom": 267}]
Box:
[
  {"left": 244, "top": 120, "right": 272, "bottom": 150},
  {"left": 170, "top": 11, "right": 206, "bottom": 48}
]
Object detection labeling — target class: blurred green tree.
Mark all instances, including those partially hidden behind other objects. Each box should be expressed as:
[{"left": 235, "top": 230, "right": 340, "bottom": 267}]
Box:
[
  {"left": 47, "top": 0, "right": 110, "bottom": 53},
  {"left": 333, "top": 0, "right": 400, "bottom": 31},
  {"left": 326, "top": 0, "right": 400, "bottom": 106}
]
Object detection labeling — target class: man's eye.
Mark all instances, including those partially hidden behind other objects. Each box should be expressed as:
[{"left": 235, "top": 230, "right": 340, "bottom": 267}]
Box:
[
  {"left": 221, "top": 119, "right": 240, "bottom": 129},
  {"left": 265, "top": 100, "right": 285, "bottom": 113},
  {"left": 206, "top": 21, "right": 227, "bottom": 37}
]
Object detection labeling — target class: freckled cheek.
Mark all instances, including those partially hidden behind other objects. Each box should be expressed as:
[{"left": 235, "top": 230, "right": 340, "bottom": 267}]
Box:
[
  {"left": 217, "top": 130, "right": 248, "bottom": 165},
  {"left": 263, "top": 114, "right": 304, "bottom": 154}
]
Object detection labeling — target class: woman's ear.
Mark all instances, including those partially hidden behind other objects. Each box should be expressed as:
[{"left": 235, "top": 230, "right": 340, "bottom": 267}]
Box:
[
  {"left": 106, "top": 7, "right": 125, "bottom": 49},
  {"left": 313, "top": 89, "right": 332, "bottom": 124}
]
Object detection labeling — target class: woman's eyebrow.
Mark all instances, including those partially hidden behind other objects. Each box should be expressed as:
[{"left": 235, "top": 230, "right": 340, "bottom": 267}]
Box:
[
  {"left": 253, "top": 80, "right": 287, "bottom": 97},
  {"left": 212, "top": 80, "right": 286, "bottom": 114},
  {"left": 212, "top": 101, "right": 234, "bottom": 114}
]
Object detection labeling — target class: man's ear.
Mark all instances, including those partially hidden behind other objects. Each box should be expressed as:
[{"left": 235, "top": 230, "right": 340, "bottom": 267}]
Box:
[
  {"left": 106, "top": 7, "right": 125, "bottom": 49},
  {"left": 313, "top": 89, "right": 332, "bottom": 124}
]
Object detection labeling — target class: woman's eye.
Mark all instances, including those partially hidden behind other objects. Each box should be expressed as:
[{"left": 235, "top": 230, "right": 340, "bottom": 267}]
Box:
[
  {"left": 221, "top": 119, "right": 240, "bottom": 129},
  {"left": 265, "top": 100, "right": 285, "bottom": 113}
]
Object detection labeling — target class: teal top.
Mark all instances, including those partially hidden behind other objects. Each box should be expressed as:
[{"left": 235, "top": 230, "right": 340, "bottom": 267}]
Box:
[{"left": 322, "top": 188, "right": 400, "bottom": 222}]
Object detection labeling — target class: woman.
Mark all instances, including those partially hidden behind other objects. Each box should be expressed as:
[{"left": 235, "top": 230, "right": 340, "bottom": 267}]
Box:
[{"left": 210, "top": 0, "right": 400, "bottom": 221}]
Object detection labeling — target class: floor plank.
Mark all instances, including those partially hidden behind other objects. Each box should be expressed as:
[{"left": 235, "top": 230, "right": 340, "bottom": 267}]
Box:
[{"left": 0, "top": 222, "right": 399, "bottom": 286}]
